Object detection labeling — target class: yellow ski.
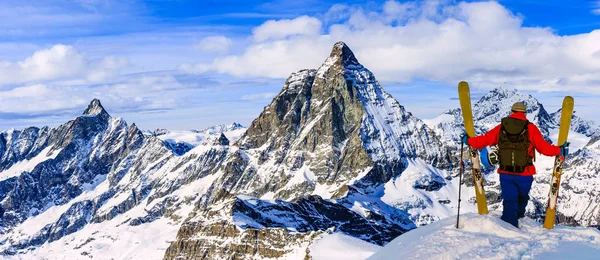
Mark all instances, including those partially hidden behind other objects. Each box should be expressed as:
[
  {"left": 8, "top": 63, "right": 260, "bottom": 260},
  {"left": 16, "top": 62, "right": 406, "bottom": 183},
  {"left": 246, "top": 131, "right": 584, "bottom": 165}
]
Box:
[
  {"left": 458, "top": 81, "right": 488, "bottom": 214},
  {"left": 543, "top": 96, "right": 574, "bottom": 229}
]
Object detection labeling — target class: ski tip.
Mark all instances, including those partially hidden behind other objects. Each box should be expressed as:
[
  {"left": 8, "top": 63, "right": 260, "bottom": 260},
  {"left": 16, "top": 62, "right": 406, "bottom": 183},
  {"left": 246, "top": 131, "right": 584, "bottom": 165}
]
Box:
[
  {"left": 458, "top": 81, "right": 470, "bottom": 93},
  {"left": 564, "top": 96, "right": 574, "bottom": 104}
]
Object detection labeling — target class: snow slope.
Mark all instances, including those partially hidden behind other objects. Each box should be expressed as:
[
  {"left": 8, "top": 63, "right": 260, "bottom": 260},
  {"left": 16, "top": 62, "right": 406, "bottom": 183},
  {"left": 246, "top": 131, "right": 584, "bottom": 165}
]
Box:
[
  {"left": 6, "top": 209, "right": 183, "bottom": 260},
  {"left": 155, "top": 124, "right": 246, "bottom": 147},
  {"left": 309, "top": 232, "right": 381, "bottom": 260},
  {"left": 0, "top": 146, "right": 61, "bottom": 181},
  {"left": 368, "top": 212, "right": 600, "bottom": 260}
]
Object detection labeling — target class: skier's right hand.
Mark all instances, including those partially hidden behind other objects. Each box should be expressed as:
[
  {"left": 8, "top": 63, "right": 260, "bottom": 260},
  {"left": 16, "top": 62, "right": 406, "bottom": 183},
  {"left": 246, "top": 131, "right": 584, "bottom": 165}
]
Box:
[
  {"left": 479, "top": 147, "right": 492, "bottom": 168},
  {"left": 559, "top": 142, "right": 570, "bottom": 157},
  {"left": 460, "top": 132, "right": 470, "bottom": 145}
]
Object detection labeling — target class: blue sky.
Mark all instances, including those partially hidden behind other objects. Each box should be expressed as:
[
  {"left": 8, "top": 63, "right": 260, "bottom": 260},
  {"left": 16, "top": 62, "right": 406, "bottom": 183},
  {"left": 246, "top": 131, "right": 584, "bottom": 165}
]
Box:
[{"left": 0, "top": 0, "right": 599, "bottom": 130}]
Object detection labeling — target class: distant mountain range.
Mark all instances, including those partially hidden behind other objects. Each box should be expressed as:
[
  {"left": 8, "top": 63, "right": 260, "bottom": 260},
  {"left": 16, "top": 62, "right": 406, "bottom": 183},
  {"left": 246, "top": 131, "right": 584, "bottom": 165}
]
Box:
[{"left": 150, "top": 123, "right": 247, "bottom": 155}]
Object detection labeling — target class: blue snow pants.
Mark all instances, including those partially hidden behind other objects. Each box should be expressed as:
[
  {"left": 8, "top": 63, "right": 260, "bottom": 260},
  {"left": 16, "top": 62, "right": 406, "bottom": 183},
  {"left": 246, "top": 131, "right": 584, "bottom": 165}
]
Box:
[{"left": 499, "top": 174, "right": 534, "bottom": 228}]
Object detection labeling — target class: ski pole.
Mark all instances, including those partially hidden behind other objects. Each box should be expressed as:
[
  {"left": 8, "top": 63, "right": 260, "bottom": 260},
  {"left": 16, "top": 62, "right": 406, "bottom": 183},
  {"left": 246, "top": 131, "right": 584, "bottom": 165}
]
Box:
[{"left": 456, "top": 142, "right": 464, "bottom": 229}]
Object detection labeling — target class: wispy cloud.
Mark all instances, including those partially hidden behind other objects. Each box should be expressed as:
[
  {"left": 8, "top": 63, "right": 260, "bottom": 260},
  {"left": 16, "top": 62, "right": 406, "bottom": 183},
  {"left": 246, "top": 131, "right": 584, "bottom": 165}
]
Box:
[
  {"left": 195, "top": 36, "right": 233, "bottom": 53},
  {"left": 0, "top": 70, "right": 202, "bottom": 116},
  {"left": 593, "top": 1, "right": 600, "bottom": 15},
  {"left": 240, "top": 92, "right": 277, "bottom": 101},
  {"left": 0, "top": 64, "right": 284, "bottom": 130},
  {"left": 0, "top": 0, "right": 146, "bottom": 39},
  {"left": 0, "top": 84, "right": 89, "bottom": 114}
]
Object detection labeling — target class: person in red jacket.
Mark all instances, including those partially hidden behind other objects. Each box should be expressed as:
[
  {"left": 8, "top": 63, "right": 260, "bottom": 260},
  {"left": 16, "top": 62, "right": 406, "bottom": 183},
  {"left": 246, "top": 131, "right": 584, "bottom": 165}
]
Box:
[{"left": 461, "top": 102, "right": 569, "bottom": 228}]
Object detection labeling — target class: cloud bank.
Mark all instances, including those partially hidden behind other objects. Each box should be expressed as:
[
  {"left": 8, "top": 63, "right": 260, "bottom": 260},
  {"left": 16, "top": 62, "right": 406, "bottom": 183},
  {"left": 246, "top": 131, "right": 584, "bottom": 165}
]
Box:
[{"left": 183, "top": 1, "right": 600, "bottom": 93}]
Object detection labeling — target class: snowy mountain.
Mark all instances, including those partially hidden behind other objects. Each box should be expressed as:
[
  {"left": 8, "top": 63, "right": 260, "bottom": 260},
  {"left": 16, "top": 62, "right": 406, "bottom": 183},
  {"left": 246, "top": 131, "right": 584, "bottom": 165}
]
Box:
[
  {"left": 194, "top": 122, "right": 246, "bottom": 136},
  {"left": 426, "top": 88, "right": 600, "bottom": 149},
  {"left": 1, "top": 41, "right": 599, "bottom": 259},
  {"left": 368, "top": 212, "right": 600, "bottom": 259},
  {"left": 426, "top": 88, "right": 554, "bottom": 148},
  {"left": 163, "top": 41, "right": 455, "bottom": 259},
  {"left": 152, "top": 123, "right": 246, "bottom": 155},
  {"left": 0, "top": 99, "right": 233, "bottom": 258}
]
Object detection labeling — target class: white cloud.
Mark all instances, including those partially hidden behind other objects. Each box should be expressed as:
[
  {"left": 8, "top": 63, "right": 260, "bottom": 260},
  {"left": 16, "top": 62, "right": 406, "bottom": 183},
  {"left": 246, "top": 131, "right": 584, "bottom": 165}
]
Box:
[
  {"left": 252, "top": 15, "right": 322, "bottom": 42},
  {"left": 196, "top": 36, "right": 233, "bottom": 53},
  {"left": 0, "top": 45, "right": 128, "bottom": 84},
  {"left": 183, "top": 1, "right": 600, "bottom": 93}
]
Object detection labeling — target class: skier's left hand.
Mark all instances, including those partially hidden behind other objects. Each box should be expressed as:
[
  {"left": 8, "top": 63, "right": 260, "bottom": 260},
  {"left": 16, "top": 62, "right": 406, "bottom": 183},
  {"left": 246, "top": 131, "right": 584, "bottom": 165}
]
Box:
[
  {"left": 460, "top": 132, "right": 470, "bottom": 145},
  {"left": 559, "top": 142, "right": 570, "bottom": 157}
]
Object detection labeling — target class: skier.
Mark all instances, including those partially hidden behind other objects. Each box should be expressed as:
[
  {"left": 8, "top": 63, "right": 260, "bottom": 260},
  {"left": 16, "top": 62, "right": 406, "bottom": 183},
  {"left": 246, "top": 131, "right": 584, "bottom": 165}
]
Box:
[{"left": 460, "top": 102, "right": 569, "bottom": 228}]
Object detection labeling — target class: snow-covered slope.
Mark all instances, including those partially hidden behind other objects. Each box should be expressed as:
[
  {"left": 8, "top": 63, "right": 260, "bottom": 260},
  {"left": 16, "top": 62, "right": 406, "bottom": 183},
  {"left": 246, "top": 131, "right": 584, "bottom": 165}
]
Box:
[
  {"left": 368, "top": 212, "right": 600, "bottom": 260},
  {"left": 309, "top": 232, "right": 381, "bottom": 260},
  {"left": 152, "top": 123, "right": 246, "bottom": 155},
  {"left": 154, "top": 122, "right": 246, "bottom": 146}
]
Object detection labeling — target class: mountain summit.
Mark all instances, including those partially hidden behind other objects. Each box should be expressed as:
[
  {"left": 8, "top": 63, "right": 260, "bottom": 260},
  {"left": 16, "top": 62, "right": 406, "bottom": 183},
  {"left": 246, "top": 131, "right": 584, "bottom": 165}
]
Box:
[
  {"left": 82, "top": 98, "right": 110, "bottom": 120},
  {"left": 326, "top": 41, "right": 361, "bottom": 67}
]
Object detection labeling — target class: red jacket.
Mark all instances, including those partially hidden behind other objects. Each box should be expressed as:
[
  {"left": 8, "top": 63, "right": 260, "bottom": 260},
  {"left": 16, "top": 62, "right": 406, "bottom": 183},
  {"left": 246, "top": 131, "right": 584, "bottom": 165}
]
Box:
[{"left": 467, "top": 112, "right": 561, "bottom": 176}]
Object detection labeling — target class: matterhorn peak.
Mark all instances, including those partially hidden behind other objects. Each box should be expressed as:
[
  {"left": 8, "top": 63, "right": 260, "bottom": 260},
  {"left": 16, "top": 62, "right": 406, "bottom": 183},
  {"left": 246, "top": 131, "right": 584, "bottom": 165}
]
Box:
[
  {"left": 316, "top": 41, "right": 363, "bottom": 79},
  {"left": 328, "top": 41, "right": 360, "bottom": 66},
  {"left": 82, "top": 98, "right": 110, "bottom": 119}
]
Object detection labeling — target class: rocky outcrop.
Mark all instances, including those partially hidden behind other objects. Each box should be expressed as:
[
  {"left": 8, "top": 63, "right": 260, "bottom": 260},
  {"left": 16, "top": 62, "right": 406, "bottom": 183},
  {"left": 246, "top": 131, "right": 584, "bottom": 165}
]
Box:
[
  {"left": 164, "top": 220, "right": 318, "bottom": 260},
  {"left": 164, "top": 192, "right": 408, "bottom": 260}
]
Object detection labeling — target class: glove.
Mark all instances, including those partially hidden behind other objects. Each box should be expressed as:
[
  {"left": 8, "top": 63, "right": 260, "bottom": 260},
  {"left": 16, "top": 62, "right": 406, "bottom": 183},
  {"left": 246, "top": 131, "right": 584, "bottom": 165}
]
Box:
[
  {"left": 559, "top": 142, "right": 570, "bottom": 157},
  {"left": 479, "top": 147, "right": 491, "bottom": 168},
  {"left": 460, "top": 132, "right": 470, "bottom": 145}
]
